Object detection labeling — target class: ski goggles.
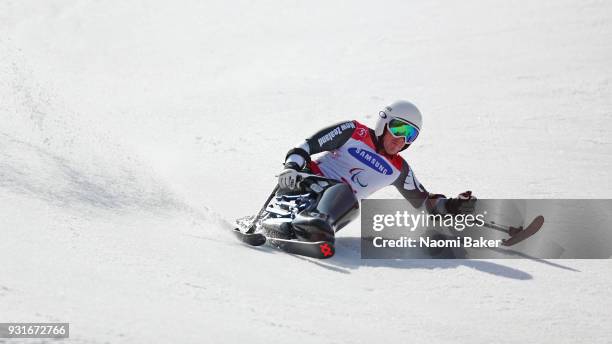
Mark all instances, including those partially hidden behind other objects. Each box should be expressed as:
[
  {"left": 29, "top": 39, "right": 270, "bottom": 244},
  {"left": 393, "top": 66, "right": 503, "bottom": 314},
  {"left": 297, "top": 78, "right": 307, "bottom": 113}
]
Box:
[{"left": 387, "top": 118, "right": 420, "bottom": 144}]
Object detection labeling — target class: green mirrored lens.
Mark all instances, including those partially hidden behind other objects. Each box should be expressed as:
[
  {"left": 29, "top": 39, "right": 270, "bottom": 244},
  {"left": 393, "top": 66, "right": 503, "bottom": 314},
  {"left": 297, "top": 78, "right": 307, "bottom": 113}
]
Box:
[{"left": 388, "top": 119, "right": 419, "bottom": 143}]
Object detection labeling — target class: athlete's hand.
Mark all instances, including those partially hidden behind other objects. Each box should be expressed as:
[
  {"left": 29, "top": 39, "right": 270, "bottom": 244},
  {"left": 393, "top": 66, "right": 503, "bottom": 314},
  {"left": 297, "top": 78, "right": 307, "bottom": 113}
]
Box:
[
  {"left": 278, "top": 162, "right": 301, "bottom": 190},
  {"left": 445, "top": 191, "right": 477, "bottom": 214}
]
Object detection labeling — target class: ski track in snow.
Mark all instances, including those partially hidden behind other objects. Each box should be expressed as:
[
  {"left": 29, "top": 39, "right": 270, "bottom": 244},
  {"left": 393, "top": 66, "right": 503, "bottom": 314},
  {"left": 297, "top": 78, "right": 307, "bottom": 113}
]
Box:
[{"left": 1, "top": 0, "right": 611, "bottom": 343}]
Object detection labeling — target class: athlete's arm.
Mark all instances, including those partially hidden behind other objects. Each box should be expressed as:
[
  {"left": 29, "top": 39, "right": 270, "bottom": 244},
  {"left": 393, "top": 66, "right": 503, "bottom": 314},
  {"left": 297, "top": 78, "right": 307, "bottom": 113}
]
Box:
[
  {"left": 392, "top": 161, "right": 476, "bottom": 214},
  {"left": 284, "top": 120, "right": 357, "bottom": 169},
  {"left": 392, "top": 160, "right": 430, "bottom": 209}
]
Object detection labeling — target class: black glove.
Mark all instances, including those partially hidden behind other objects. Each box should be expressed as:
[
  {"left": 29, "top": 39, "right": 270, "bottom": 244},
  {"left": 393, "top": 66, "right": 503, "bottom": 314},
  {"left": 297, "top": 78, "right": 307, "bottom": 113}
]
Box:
[{"left": 445, "top": 191, "right": 477, "bottom": 214}]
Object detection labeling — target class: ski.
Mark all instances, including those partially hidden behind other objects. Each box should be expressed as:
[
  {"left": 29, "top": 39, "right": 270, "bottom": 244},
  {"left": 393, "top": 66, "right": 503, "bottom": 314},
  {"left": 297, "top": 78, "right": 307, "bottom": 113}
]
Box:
[
  {"left": 484, "top": 215, "right": 545, "bottom": 246},
  {"left": 232, "top": 228, "right": 267, "bottom": 246},
  {"left": 501, "top": 215, "right": 545, "bottom": 246},
  {"left": 268, "top": 237, "right": 336, "bottom": 259},
  {"left": 233, "top": 227, "right": 335, "bottom": 259}
]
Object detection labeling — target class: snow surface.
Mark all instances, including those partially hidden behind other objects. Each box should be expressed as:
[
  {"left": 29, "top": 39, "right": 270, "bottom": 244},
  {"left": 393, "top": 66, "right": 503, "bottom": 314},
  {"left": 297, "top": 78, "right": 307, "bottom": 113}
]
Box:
[{"left": 1, "top": 0, "right": 611, "bottom": 343}]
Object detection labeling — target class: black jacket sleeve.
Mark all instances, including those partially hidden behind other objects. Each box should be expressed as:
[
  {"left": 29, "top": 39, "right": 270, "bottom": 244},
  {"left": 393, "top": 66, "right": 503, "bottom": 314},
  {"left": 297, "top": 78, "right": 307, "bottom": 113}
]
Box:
[
  {"left": 392, "top": 159, "right": 429, "bottom": 209},
  {"left": 304, "top": 120, "right": 356, "bottom": 154},
  {"left": 284, "top": 120, "right": 357, "bottom": 168}
]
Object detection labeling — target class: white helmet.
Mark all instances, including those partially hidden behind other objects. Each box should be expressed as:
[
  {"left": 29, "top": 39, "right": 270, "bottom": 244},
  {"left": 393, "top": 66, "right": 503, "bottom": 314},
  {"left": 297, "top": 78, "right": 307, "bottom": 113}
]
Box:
[{"left": 374, "top": 100, "right": 423, "bottom": 138}]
